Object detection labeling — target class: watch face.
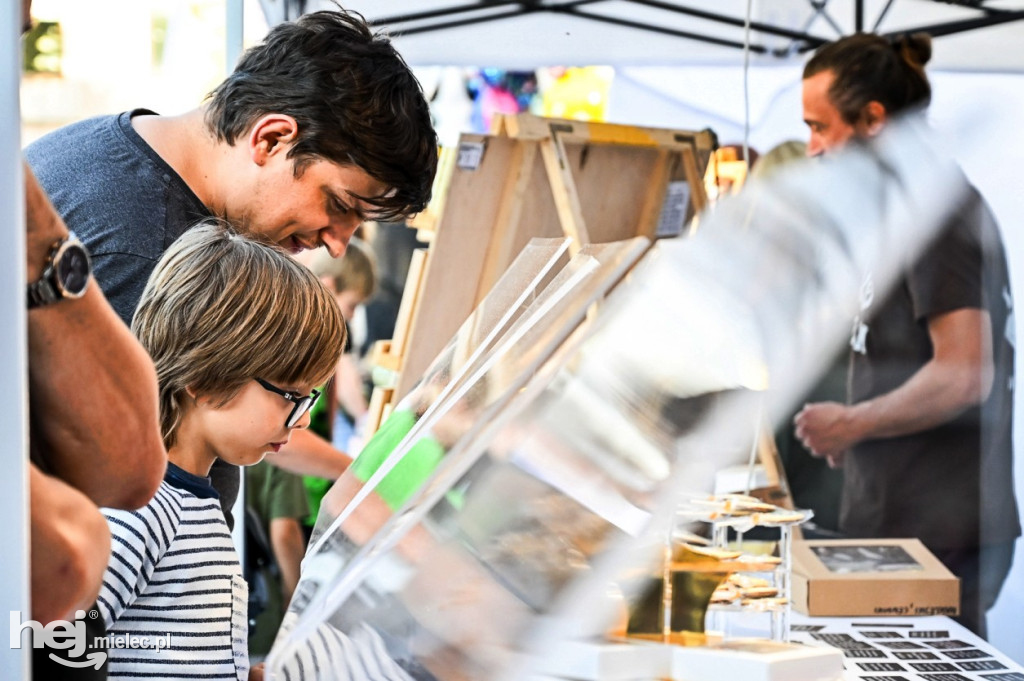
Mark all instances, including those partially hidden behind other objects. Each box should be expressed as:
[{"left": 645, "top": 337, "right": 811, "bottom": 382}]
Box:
[{"left": 56, "top": 243, "right": 91, "bottom": 297}]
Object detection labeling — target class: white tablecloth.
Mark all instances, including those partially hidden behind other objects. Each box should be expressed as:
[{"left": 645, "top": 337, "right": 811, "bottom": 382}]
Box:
[{"left": 789, "top": 612, "right": 1024, "bottom": 681}]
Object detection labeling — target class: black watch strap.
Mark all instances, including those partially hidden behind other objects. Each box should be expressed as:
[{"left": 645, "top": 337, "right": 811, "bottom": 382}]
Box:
[{"left": 27, "top": 277, "right": 61, "bottom": 308}]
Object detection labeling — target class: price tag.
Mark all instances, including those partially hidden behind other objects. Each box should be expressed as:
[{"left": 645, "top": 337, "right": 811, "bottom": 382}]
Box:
[
  {"left": 457, "top": 142, "right": 485, "bottom": 170},
  {"left": 655, "top": 181, "right": 691, "bottom": 238}
]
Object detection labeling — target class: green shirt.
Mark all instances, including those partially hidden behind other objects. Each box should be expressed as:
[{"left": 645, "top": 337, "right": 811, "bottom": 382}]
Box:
[
  {"left": 349, "top": 409, "right": 446, "bottom": 511},
  {"left": 246, "top": 460, "right": 310, "bottom": 527}
]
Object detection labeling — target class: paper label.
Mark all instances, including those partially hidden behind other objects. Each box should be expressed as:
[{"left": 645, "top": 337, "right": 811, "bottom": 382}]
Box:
[
  {"left": 656, "top": 181, "right": 691, "bottom": 238},
  {"left": 457, "top": 142, "right": 485, "bottom": 170}
]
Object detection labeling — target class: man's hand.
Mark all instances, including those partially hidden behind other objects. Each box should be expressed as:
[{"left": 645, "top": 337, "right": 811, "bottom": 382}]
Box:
[
  {"left": 794, "top": 309, "right": 992, "bottom": 472},
  {"left": 794, "top": 401, "right": 861, "bottom": 465},
  {"left": 825, "top": 451, "right": 845, "bottom": 469}
]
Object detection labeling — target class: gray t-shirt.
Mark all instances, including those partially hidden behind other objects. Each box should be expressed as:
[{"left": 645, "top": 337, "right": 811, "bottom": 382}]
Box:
[
  {"left": 26, "top": 110, "right": 240, "bottom": 525},
  {"left": 26, "top": 109, "right": 212, "bottom": 325}
]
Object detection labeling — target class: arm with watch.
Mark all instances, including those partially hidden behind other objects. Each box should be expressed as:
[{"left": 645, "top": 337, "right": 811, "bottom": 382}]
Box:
[{"left": 25, "top": 162, "right": 166, "bottom": 510}]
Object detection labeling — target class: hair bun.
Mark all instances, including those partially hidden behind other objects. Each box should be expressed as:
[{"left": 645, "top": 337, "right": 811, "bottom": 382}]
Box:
[{"left": 894, "top": 32, "right": 932, "bottom": 69}]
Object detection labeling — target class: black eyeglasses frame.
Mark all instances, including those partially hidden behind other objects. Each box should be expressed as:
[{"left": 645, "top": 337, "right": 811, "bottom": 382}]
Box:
[{"left": 255, "top": 378, "right": 322, "bottom": 429}]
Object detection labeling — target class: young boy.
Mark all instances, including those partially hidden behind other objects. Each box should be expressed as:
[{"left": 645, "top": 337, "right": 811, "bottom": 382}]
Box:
[
  {"left": 307, "top": 236, "right": 378, "bottom": 446},
  {"left": 299, "top": 239, "right": 378, "bottom": 535},
  {"left": 95, "top": 221, "right": 346, "bottom": 680}
]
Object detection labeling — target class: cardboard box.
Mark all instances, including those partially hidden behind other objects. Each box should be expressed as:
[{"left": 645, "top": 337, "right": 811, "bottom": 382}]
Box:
[{"left": 790, "top": 538, "right": 959, "bottom": 617}]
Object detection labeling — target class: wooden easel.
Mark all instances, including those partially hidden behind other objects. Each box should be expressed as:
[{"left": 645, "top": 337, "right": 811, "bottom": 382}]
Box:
[{"left": 366, "top": 114, "right": 717, "bottom": 428}]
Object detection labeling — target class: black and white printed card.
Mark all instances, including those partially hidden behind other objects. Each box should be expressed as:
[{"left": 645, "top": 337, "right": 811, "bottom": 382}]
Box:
[
  {"left": 857, "top": 662, "right": 906, "bottom": 672},
  {"left": 926, "top": 640, "right": 973, "bottom": 650},
  {"left": 911, "top": 662, "right": 960, "bottom": 672},
  {"left": 942, "top": 648, "right": 990, "bottom": 660},
  {"left": 893, "top": 651, "right": 940, "bottom": 660},
  {"left": 878, "top": 640, "right": 926, "bottom": 650},
  {"left": 958, "top": 660, "right": 1008, "bottom": 672},
  {"left": 844, "top": 648, "right": 888, "bottom": 659},
  {"left": 812, "top": 633, "right": 876, "bottom": 649}
]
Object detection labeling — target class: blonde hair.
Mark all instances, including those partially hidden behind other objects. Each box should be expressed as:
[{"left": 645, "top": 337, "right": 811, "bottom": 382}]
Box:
[
  {"left": 308, "top": 236, "right": 377, "bottom": 299},
  {"left": 750, "top": 140, "right": 807, "bottom": 181},
  {"left": 132, "top": 220, "right": 347, "bottom": 448}
]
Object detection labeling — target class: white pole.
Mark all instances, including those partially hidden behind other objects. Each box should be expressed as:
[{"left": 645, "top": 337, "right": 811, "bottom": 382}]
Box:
[
  {"left": 1, "top": 0, "right": 32, "bottom": 678},
  {"left": 226, "top": 0, "right": 247, "bottom": 560},
  {"left": 227, "top": 0, "right": 244, "bottom": 71}
]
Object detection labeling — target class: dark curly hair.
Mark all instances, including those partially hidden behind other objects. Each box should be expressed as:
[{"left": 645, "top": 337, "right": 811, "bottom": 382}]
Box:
[
  {"left": 804, "top": 32, "right": 932, "bottom": 125},
  {"left": 205, "top": 8, "right": 438, "bottom": 220}
]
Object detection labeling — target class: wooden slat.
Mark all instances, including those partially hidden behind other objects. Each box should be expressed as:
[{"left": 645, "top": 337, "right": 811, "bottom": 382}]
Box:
[
  {"left": 389, "top": 248, "right": 428, "bottom": 360},
  {"left": 476, "top": 141, "right": 540, "bottom": 299},
  {"left": 368, "top": 340, "right": 401, "bottom": 373},
  {"left": 407, "top": 144, "right": 457, "bottom": 232},
  {"left": 540, "top": 133, "right": 591, "bottom": 248},
  {"left": 365, "top": 386, "right": 392, "bottom": 436},
  {"left": 681, "top": 145, "right": 709, "bottom": 216},
  {"left": 635, "top": 150, "right": 672, "bottom": 240},
  {"left": 500, "top": 113, "right": 717, "bottom": 177},
  {"left": 477, "top": 147, "right": 565, "bottom": 299}
]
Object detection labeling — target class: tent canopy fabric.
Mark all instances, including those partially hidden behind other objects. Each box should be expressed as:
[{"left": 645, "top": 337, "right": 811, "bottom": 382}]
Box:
[{"left": 261, "top": 0, "right": 1024, "bottom": 71}]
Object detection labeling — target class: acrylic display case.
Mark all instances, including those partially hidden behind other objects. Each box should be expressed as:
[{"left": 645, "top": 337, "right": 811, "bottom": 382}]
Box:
[{"left": 265, "top": 117, "right": 972, "bottom": 681}]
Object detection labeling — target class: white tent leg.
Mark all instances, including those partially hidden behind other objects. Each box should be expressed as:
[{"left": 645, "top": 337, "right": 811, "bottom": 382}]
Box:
[
  {"left": 2, "top": 0, "right": 32, "bottom": 679},
  {"left": 226, "top": 0, "right": 248, "bottom": 564}
]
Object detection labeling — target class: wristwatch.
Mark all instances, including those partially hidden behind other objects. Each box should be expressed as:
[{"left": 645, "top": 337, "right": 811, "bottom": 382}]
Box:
[{"left": 27, "top": 231, "right": 92, "bottom": 309}]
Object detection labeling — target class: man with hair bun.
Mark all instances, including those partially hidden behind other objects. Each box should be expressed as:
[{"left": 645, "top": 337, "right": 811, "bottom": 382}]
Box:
[{"left": 794, "top": 32, "right": 1019, "bottom": 638}]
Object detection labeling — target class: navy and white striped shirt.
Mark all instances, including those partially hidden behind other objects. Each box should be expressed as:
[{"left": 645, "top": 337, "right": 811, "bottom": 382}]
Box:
[{"left": 98, "top": 464, "right": 249, "bottom": 680}]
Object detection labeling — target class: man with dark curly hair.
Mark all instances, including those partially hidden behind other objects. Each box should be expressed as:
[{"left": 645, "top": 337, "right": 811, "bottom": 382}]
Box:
[{"left": 26, "top": 7, "right": 438, "bottom": 526}]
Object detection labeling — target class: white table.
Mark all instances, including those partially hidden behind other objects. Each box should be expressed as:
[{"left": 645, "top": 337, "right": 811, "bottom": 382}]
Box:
[
  {"left": 789, "top": 613, "right": 1024, "bottom": 681},
  {"left": 530, "top": 614, "right": 1024, "bottom": 681}
]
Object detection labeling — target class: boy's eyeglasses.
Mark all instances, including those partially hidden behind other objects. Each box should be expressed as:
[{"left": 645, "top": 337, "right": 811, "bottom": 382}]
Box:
[{"left": 255, "top": 378, "right": 321, "bottom": 428}]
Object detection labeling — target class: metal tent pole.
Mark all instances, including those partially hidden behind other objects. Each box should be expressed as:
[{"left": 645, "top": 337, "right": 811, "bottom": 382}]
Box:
[
  {"left": 1, "top": 0, "right": 32, "bottom": 678},
  {"left": 226, "top": 0, "right": 247, "bottom": 562}
]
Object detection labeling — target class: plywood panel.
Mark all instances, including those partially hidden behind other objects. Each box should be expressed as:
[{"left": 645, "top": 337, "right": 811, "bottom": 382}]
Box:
[
  {"left": 477, "top": 147, "right": 563, "bottom": 301},
  {"left": 566, "top": 143, "right": 661, "bottom": 244},
  {"left": 395, "top": 135, "right": 518, "bottom": 401}
]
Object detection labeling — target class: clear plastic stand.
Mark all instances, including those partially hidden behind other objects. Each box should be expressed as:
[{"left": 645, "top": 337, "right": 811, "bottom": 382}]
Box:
[
  {"left": 263, "top": 119, "right": 970, "bottom": 681},
  {"left": 692, "top": 502, "right": 811, "bottom": 644}
]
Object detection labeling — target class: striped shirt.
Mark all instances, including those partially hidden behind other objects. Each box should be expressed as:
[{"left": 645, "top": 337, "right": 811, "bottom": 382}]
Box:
[
  {"left": 272, "top": 620, "right": 414, "bottom": 681},
  {"left": 98, "top": 467, "right": 249, "bottom": 680}
]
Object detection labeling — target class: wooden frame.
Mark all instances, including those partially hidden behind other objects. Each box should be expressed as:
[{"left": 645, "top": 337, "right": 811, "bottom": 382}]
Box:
[{"left": 371, "top": 114, "right": 717, "bottom": 411}]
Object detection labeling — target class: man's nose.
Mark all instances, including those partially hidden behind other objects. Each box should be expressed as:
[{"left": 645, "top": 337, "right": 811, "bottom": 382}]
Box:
[
  {"left": 321, "top": 222, "right": 357, "bottom": 258},
  {"left": 806, "top": 135, "right": 825, "bottom": 158}
]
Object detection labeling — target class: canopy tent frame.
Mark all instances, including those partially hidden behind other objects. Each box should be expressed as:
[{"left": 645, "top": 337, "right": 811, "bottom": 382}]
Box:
[{"left": 283, "top": 0, "right": 1024, "bottom": 58}]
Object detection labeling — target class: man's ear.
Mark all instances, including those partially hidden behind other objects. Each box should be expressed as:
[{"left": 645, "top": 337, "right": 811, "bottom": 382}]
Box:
[
  {"left": 248, "top": 114, "right": 299, "bottom": 166},
  {"left": 860, "top": 101, "right": 888, "bottom": 137}
]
